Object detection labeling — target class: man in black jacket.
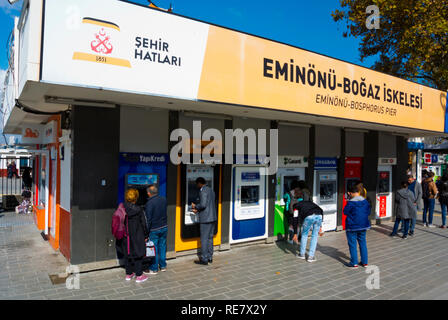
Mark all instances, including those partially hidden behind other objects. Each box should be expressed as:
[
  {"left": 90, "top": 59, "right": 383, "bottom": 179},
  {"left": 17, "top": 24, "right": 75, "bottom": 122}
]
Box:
[
  {"left": 439, "top": 174, "right": 448, "bottom": 229},
  {"left": 144, "top": 185, "right": 168, "bottom": 275}
]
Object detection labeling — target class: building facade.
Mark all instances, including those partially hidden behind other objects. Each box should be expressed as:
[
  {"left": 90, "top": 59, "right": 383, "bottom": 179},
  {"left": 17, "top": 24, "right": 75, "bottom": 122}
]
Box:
[{"left": 1, "top": 0, "right": 447, "bottom": 265}]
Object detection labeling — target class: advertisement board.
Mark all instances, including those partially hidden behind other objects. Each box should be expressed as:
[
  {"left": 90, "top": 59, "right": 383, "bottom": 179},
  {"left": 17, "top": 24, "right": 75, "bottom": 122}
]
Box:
[{"left": 41, "top": 0, "right": 447, "bottom": 132}]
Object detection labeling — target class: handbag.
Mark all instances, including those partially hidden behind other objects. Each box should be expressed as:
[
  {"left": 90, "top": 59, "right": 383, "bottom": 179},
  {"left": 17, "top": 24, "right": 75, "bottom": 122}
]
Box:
[{"left": 145, "top": 240, "right": 156, "bottom": 258}]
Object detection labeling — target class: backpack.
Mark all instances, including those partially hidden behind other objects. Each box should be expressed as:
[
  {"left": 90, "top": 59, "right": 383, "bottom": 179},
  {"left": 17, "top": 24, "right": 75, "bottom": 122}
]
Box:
[
  {"left": 111, "top": 203, "right": 127, "bottom": 240},
  {"left": 422, "top": 181, "right": 431, "bottom": 199}
]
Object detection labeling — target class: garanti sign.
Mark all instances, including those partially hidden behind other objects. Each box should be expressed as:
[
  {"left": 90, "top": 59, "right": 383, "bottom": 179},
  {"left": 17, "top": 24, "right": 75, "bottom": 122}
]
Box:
[{"left": 41, "top": 0, "right": 447, "bottom": 132}]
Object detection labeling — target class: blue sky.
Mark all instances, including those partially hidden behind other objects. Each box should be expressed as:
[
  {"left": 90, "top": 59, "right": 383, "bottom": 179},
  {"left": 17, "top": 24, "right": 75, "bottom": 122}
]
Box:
[{"left": 0, "top": 0, "right": 377, "bottom": 72}]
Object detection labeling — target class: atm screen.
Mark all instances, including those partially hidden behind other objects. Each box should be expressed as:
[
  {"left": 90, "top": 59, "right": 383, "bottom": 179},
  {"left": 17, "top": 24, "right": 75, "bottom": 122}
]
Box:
[
  {"left": 125, "top": 174, "right": 158, "bottom": 206},
  {"left": 283, "top": 176, "right": 300, "bottom": 194},
  {"left": 320, "top": 181, "right": 336, "bottom": 202},
  {"left": 241, "top": 185, "right": 260, "bottom": 206},
  {"left": 188, "top": 177, "right": 213, "bottom": 206},
  {"left": 378, "top": 171, "right": 390, "bottom": 194}
]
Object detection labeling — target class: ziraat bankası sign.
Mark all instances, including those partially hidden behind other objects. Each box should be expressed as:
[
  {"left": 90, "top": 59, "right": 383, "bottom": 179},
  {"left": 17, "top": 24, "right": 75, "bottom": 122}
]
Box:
[{"left": 41, "top": 0, "right": 447, "bottom": 132}]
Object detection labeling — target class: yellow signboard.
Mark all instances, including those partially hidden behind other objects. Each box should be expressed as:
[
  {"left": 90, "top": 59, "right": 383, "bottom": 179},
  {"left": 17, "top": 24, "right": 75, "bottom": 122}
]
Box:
[{"left": 198, "top": 26, "right": 446, "bottom": 132}]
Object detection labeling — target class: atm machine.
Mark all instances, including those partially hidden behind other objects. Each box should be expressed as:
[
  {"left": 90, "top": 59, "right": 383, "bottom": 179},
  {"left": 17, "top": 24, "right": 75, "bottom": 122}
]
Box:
[
  {"left": 181, "top": 164, "right": 219, "bottom": 239},
  {"left": 230, "top": 163, "right": 268, "bottom": 244},
  {"left": 274, "top": 156, "right": 307, "bottom": 239},
  {"left": 125, "top": 173, "right": 159, "bottom": 206},
  {"left": 342, "top": 157, "right": 363, "bottom": 230},
  {"left": 313, "top": 158, "right": 338, "bottom": 232},
  {"left": 118, "top": 153, "right": 168, "bottom": 205},
  {"left": 376, "top": 166, "right": 392, "bottom": 219}
]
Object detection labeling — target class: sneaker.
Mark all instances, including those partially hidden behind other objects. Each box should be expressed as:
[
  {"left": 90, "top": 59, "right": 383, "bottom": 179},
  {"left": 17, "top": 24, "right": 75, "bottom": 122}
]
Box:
[
  {"left": 440, "top": 225, "right": 447, "bottom": 229},
  {"left": 402, "top": 235, "right": 408, "bottom": 239},
  {"left": 422, "top": 223, "right": 427, "bottom": 227},
  {"left": 135, "top": 274, "right": 148, "bottom": 283},
  {"left": 359, "top": 263, "right": 368, "bottom": 268},
  {"left": 409, "top": 231, "right": 414, "bottom": 236},
  {"left": 160, "top": 267, "right": 167, "bottom": 272},
  {"left": 148, "top": 270, "right": 158, "bottom": 276},
  {"left": 428, "top": 224, "right": 436, "bottom": 228},
  {"left": 389, "top": 233, "right": 397, "bottom": 237},
  {"left": 296, "top": 254, "right": 306, "bottom": 260},
  {"left": 346, "top": 264, "right": 359, "bottom": 269},
  {"left": 125, "top": 273, "right": 135, "bottom": 281},
  {"left": 307, "top": 256, "right": 316, "bottom": 263}
]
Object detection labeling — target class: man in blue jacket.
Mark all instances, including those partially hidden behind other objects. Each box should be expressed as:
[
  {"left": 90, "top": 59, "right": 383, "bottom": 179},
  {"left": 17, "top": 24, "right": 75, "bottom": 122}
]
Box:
[
  {"left": 144, "top": 184, "right": 168, "bottom": 275},
  {"left": 343, "top": 184, "right": 371, "bottom": 269}
]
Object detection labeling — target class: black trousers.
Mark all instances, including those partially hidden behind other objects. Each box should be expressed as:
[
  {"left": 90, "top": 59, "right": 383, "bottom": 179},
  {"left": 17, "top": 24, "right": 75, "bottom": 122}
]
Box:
[
  {"left": 200, "top": 222, "right": 215, "bottom": 262},
  {"left": 125, "top": 257, "right": 143, "bottom": 277}
]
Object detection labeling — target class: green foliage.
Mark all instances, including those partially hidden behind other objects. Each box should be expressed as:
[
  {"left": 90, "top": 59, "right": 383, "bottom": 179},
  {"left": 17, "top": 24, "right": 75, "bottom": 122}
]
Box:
[{"left": 332, "top": 0, "right": 448, "bottom": 91}]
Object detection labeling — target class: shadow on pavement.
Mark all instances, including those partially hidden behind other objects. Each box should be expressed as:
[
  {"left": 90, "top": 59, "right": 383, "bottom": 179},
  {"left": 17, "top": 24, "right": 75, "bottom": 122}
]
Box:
[
  {"left": 275, "top": 239, "right": 297, "bottom": 256},
  {"left": 369, "top": 224, "right": 393, "bottom": 236},
  {"left": 414, "top": 226, "right": 448, "bottom": 239},
  {"left": 316, "top": 243, "right": 350, "bottom": 265}
]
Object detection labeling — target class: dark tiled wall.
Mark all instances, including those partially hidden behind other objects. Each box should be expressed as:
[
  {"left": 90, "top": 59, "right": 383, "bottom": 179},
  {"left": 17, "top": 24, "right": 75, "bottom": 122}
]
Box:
[{"left": 70, "top": 106, "right": 120, "bottom": 264}]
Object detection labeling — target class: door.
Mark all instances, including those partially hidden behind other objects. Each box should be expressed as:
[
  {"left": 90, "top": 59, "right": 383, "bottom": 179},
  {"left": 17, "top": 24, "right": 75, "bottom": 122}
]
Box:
[
  {"left": 274, "top": 167, "right": 305, "bottom": 238},
  {"left": 376, "top": 165, "right": 392, "bottom": 218},
  {"left": 230, "top": 166, "right": 267, "bottom": 243}
]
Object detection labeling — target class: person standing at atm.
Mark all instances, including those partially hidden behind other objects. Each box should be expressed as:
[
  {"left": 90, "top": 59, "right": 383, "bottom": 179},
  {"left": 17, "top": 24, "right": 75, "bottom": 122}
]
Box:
[
  {"left": 343, "top": 184, "right": 371, "bottom": 269},
  {"left": 291, "top": 196, "right": 324, "bottom": 262},
  {"left": 144, "top": 184, "right": 168, "bottom": 275},
  {"left": 191, "top": 177, "right": 217, "bottom": 266},
  {"left": 404, "top": 175, "right": 422, "bottom": 235},
  {"left": 283, "top": 181, "right": 301, "bottom": 243},
  {"left": 123, "top": 189, "right": 149, "bottom": 283},
  {"left": 422, "top": 172, "right": 438, "bottom": 227},
  {"left": 438, "top": 174, "right": 448, "bottom": 229},
  {"left": 390, "top": 181, "right": 416, "bottom": 239}
]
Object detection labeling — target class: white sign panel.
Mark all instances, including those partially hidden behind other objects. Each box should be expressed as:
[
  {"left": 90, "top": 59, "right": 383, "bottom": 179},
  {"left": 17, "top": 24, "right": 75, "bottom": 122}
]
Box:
[
  {"left": 278, "top": 156, "right": 308, "bottom": 168},
  {"left": 41, "top": 0, "right": 210, "bottom": 100},
  {"left": 43, "top": 121, "right": 58, "bottom": 145},
  {"left": 378, "top": 158, "right": 397, "bottom": 165}
]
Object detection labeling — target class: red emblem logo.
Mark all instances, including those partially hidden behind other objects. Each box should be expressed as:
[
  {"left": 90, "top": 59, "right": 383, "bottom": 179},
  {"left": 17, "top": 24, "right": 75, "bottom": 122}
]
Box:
[{"left": 91, "top": 28, "right": 113, "bottom": 55}]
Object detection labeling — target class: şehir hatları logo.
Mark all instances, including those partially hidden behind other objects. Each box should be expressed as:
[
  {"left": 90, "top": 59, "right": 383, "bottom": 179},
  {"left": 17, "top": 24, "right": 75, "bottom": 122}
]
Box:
[{"left": 72, "top": 17, "right": 131, "bottom": 68}]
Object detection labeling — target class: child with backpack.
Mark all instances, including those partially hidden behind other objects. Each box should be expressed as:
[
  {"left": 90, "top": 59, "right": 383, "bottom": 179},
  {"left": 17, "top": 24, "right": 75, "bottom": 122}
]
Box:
[{"left": 343, "top": 184, "right": 371, "bottom": 269}]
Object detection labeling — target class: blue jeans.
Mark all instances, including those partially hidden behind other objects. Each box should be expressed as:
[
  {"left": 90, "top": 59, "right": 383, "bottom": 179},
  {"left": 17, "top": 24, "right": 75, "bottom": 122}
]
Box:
[
  {"left": 149, "top": 227, "right": 167, "bottom": 272},
  {"left": 409, "top": 217, "right": 416, "bottom": 233},
  {"left": 299, "top": 214, "right": 322, "bottom": 258},
  {"left": 346, "top": 230, "right": 368, "bottom": 266},
  {"left": 441, "top": 203, "right": 447, "bottom": 226},
  {"left": 392, "top": 218, "right": 410, "bottom": 236},
  {"left": 423, "top": 198, "right": 435, "bottom": 225}
]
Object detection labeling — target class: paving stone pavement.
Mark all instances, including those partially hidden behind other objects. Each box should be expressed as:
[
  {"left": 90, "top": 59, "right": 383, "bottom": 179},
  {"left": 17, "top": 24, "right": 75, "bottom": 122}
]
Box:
[{"left": 1, "top": 210, "right": 448, "bottom": 300}]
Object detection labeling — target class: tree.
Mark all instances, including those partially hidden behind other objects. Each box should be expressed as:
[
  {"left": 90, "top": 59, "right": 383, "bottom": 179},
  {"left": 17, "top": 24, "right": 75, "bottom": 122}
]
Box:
[{"left": 332, "top": 0, "right": 448, "bottom": 91}]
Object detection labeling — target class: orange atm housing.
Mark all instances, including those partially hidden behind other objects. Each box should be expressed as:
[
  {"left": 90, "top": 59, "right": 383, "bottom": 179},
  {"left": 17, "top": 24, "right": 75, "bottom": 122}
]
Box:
[{"left": 342, "top": 157, "right": 363, "bottom": 230}]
